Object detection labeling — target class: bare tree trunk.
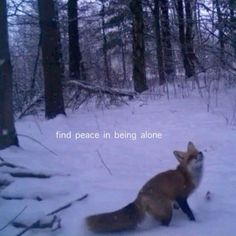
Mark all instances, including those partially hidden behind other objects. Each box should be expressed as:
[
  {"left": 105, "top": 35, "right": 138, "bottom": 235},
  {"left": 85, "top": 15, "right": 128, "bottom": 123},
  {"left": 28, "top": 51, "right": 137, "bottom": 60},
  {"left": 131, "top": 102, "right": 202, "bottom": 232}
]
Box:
[
  {"left": 176, "top": 0, "right": 187, "bottom": 74},
  {"left": 229, "top": 0, "right": 236, "bottom": 57},
  {"left": 153, "top": 0, "right": 165, "bottom": 85},
  {"left": 160, "top": 0, "right": 175, "bottom": 77},
  {"left": 101, "top": 0, "right": 111, "bottom": 87},
  {"left": 54, "top": 2, "right": 65, "bottom": 82},
  {"left": 118, "top": 24, "right": 127, "bottom": 83},
  {"left": 119, "top": 25, "right": 127, "bottom": 83},
  {"left": 194, "top": 0, "right": 202, "bottom": 43},
  {"left": 68, "top": 0, "right": 82, "bottom": 80},
  {"left": 121, "top": 40, "right": 127, "bottom": 83},
  {"left": 130, "top": 0, "right": 148, "bottom": 92},
  {"left": 214, "top": 0, "right": 225, "bottom": 65},
  {"left": 30, "top": 34, "right": 41, "bottom": 92},
  {"left": 37, "top": 0, "right": 65, "bottom": 119},
  {"left": 0, "top": 0, "right": 19, "bottom": 149},
  {"left": 176, "top": 0, "right": 195, "bottom": 78},
  {"left": 184, "top": 0, "right": 195, "bottom": 74}
]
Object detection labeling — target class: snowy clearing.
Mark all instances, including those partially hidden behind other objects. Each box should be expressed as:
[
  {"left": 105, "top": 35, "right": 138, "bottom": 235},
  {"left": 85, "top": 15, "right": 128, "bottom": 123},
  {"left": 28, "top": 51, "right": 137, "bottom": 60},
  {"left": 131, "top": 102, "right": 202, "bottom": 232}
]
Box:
[{"left": 1, "top": 91, "right": 236, "bottom": 236}]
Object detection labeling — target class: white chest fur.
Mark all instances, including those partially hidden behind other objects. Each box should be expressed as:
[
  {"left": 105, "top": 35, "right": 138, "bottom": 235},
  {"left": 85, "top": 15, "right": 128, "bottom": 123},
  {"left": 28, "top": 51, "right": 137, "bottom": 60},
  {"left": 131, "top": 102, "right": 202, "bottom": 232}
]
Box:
[
  {"left": 187, "top": 159, "right": 204, "bottom": 188},
  {"left": 191, "top": 165, "right": 203, "bottom": 188}
]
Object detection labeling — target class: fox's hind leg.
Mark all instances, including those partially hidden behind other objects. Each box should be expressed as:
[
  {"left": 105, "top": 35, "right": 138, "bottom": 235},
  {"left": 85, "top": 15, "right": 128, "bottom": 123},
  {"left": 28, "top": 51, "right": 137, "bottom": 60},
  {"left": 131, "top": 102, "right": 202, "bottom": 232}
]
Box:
[{"left": 141, "top": 195, "right": 172, "bottom": 226}]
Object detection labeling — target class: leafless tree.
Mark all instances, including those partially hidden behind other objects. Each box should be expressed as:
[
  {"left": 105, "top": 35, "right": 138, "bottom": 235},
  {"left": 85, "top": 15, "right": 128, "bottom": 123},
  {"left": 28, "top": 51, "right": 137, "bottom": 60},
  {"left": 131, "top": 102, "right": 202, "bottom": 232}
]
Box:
[{"left": 0, "top": 0, "right": 19, "bottom": 149}]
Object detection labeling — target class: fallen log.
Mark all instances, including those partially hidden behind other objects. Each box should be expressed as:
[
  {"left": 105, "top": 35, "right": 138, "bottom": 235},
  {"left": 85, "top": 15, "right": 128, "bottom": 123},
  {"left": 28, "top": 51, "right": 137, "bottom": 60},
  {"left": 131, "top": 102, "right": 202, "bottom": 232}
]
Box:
[{"left": 67, "top": 80, "right": 135, "bottom": 99}]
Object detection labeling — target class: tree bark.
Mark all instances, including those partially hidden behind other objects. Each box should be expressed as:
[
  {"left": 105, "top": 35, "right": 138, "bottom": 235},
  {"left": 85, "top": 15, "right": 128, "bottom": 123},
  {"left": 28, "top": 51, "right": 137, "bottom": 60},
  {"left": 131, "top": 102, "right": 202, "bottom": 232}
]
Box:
[
  {"left": 101, "top": 0, "right": 111, "bottom": 87},
  {"left": 160, "top": 0, "right": 175, "bottom": 76},
  {"left": 0, "top": 0, "right": 19, "bottom": 149},
  {"left": 154, "top": 0, "right": 165, "bottom": 85},
  {"left": 54, "top": 2, "right": 65, "bottom": 82},
  {"left": 37, "top": 0, "right": 66, "bottom": 119},
  {"left": 184, "top": 0, "right": 195, "bottom": 75},
  {"left": 176, "top": 0, "right": 195, "bottom": 77},
  {"left": 214, "top": 0, "right": 225, "bottom": 64},
  {"left": 68, "top": 0, "right": 82, "bottom": 80},
  {"left": 229, "top": 0, "right": 236, "bottom": 57},
  {"left": 130, "top": 0, "right": 148, "bottom": 93},
  {"left": 119, "top": 25, "right": 127, "bottom": 83}
]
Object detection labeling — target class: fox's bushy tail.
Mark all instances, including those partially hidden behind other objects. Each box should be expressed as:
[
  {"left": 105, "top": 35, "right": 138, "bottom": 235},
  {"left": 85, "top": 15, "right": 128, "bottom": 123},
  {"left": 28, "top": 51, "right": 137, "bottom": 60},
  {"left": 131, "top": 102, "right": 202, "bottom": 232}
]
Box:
[{"left": 86, "top": 200, "right": 144, "bottom": 233}]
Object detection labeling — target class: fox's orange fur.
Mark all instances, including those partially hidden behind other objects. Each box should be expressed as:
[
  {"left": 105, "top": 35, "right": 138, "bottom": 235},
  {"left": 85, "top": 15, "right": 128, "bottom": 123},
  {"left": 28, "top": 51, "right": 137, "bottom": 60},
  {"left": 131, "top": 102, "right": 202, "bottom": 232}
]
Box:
[{"left": 86, "top": 142, "right": 204, "bottom": 233}]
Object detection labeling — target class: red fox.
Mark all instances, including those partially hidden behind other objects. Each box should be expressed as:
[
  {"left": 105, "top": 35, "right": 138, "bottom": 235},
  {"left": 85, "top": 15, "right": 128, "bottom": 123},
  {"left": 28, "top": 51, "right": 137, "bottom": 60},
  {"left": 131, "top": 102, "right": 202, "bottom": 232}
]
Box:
[{"left": 86, "top": 142, "right": 204, "bottom": 233}]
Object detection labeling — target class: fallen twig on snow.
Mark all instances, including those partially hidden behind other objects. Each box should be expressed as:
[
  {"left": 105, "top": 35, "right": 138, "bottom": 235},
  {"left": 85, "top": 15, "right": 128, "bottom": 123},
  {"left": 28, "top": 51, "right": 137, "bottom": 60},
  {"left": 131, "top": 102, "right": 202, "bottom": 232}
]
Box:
[
  {"left": 0, "top": 178, "right": 11, "bottom": 189},
  {"left": 0, "top": 157, "right": 25, "bottom": 170},
  {"left": 47, "top": 193, "right": 89, "bottom": 215},
  {"left": 13, "top": 194, "right": 88, "bottom": 236},
  {"left": 10, "top": 172, "right": 51, "bottom": 178},
  {"left": 0, "top": 206, "right": 27, "bottom": 232},
  {"left": 14, "top": 215, "right": 61, "bottom": 236},
  {"left": 0, "top": 157, "right": 53, "bottom": 179},
  {"left": 0, "top": 158, "right": 25, "bottom": 169},
  {"left": 96, "top": 150, "right": 112, "bottom": 176},
  {"left": 18, "top": 134, "right": 58, "bottom": 157},
  {"left": 2, "top": 196, "right": 43, "bottom": 201}
]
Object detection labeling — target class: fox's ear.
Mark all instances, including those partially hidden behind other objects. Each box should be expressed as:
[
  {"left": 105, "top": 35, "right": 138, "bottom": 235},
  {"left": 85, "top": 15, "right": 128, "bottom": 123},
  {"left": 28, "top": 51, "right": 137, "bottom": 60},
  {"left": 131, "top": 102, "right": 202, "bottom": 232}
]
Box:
[
  {"left": 173, "top": 151, "right": 185, "bottom": 163},
  {"left": 187, "top": 141, "right": 197, "bottom": 152}
]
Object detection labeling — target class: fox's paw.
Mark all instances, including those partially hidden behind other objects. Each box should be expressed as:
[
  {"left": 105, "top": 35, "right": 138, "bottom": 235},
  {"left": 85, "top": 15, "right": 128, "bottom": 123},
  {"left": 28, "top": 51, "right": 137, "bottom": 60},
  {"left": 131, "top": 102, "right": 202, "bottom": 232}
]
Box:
[{"left": 173, "top": 202, "right": 179, "bottom": 210}]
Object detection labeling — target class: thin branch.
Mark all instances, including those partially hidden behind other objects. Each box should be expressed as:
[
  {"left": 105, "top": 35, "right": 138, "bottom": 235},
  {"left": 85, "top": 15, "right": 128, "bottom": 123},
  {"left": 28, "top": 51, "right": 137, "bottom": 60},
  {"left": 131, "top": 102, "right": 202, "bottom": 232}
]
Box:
[
  {"left": 96, "top": 150, "right": 112, "bottom": 176},
  {"left": 47, "top": 194, "right": 88, "bottom": 216},
  {"left": 17, "top": 94, "right": 43, "bottom": 120},
  {"left": 0, "top": 157, "right": 25, "bottom": 169},
  {"left": 10, "top": 172, "right": 51, "bottom": 179},
  {"left": 15, "top": 220, "right": 41, "bottom": 236},
  {"left": 9, "top": 0, "right": 37, "bottom": 18},
  {"left": 0, "top": 162, "right": 25, "bottom": 169},
  {"left": 14, "top": 194, "right": 88, "bottom": 236},
  {"left": 17, "top": 134, "right": 58, "bottom": 157},
  {"left": 0, "top": 206, "right": 27, "bottom": 232}
]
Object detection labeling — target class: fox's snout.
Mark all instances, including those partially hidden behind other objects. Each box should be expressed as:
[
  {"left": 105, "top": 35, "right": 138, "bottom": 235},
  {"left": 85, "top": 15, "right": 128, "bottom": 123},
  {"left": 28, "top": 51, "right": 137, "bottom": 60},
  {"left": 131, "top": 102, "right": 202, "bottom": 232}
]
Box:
[{"left": 197, "top": 152, "right": 204, "bottom": 161}]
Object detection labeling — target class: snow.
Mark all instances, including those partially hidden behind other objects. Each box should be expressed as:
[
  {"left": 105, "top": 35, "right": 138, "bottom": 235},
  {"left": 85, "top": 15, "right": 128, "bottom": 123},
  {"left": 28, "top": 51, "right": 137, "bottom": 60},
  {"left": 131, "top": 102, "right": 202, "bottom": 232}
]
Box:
[{"left": 1, "top": 90, "right": 236, "bottom": 236}]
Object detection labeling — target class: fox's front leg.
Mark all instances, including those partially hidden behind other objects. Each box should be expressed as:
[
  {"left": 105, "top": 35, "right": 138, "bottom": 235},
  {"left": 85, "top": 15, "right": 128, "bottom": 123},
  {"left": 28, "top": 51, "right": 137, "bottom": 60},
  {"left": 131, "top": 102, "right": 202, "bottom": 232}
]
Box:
[{"left": 176, "top": 197, "right": 195, "bottom": 221}]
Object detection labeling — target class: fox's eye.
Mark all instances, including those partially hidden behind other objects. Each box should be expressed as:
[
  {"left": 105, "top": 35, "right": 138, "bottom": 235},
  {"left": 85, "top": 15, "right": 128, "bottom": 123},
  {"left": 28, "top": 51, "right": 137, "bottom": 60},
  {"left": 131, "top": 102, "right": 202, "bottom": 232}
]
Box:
[{"left": 189, "top": 155, "right": 197, "bottom": 160}]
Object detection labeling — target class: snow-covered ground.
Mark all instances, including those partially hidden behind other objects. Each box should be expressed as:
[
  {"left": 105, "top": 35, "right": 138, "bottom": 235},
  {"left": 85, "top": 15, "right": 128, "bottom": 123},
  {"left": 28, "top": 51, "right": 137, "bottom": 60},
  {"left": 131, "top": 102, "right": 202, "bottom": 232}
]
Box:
[{"left": 1, "top": 91, "right": 236, "bottom": 236}]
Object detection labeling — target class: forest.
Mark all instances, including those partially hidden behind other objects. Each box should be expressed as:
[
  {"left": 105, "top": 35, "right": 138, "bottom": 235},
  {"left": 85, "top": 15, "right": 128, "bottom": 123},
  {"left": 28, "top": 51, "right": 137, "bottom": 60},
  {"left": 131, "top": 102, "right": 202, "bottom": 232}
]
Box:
[
  {"left": 0, "top": 0, "right": 236, "bottom": 236},
  {"left": 0, "top": 0, "right": 235, "bottom": 147}
]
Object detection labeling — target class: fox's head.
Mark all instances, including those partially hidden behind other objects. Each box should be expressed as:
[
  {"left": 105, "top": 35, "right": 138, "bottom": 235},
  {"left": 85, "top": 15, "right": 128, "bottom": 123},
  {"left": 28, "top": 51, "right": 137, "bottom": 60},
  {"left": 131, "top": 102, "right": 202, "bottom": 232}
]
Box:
[{"left": 174, "top": 142, "right": 204, "bottom": 187}]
